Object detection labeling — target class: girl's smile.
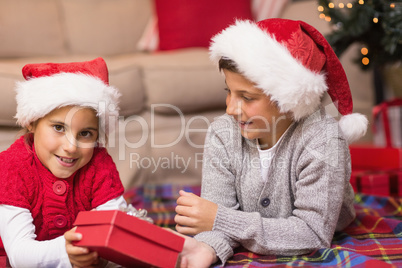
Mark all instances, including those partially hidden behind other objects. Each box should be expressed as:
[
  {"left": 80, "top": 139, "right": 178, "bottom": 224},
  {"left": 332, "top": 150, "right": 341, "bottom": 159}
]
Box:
[
  {"left": 56, "top": 155, "right": 78, "bottom": 166},
  {"left": 30, "top": 106, "right": 99, "bottom": 178}
]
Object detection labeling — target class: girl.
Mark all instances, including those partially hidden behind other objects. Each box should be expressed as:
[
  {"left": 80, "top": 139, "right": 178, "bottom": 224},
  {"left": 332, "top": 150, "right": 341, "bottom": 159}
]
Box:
[
  {"left": 0, "top": 58, "right": 126, "bottom": 267},
  {"left": 175, "top": 19, "right": 368, "bottom": 267}
]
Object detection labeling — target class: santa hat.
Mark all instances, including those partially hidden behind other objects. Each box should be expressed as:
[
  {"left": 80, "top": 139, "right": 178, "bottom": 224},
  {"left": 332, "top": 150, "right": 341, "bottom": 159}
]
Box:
[
  {"left": 209, "top": 19, "right": 368, "bottom": 143},
  {"left": 15, "top": 57, "right": 120, "bottom": 147}
]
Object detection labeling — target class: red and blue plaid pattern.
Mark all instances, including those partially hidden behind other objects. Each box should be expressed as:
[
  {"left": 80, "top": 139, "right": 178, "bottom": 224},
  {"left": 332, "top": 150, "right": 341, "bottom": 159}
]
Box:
[
  {"left": 124, "top": 184, "right": 200, "bottom": 227},
  {"left": 124, "top": 185, "right": 402, "bottom": 267}
]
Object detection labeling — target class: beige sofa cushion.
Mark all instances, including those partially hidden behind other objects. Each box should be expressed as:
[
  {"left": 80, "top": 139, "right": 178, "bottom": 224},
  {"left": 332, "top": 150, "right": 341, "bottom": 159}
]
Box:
[
  {"left": 280, "top": 0, "right": 331, "bottom": 35},
  {"left": 0, "top": 58, "right": 28, "bottom": 125},
  {"left": 0, "top": 0, "right": 66, "bottom": 57},
  {"left": 105, "top": 55, "right": 145, "bottom": 116},
  {"left": 109, "top": 110, "right": 224, "bottom": 188},
  {"left": 0, "top": 126, "right": 20, "bottom": 153},
  {"left": 61, "top": 0, "right": 152, "bottom": 55},
  {"left": 137, "top": 48, "right": 227, "bottom": 114}
]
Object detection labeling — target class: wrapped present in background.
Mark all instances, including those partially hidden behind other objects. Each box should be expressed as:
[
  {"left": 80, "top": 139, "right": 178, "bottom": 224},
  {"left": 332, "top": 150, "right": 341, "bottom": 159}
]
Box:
[
  {"left": 350, "top": 169, "right": 402, "bottom": 197},
  {"left": 73, "top": 208, "right": 184, "bottom": 268},
  {"left": 350, "top": 145, "right": 402, "bottom": 197},
  {"left": 373, "top": 98, "right": 402, "bottom": 148},
  {"left": 349, "top": 145, "right": 402, "bottom": 171},
  {"left": 350, "top": 172, "right": 389, "bottom": 196}
]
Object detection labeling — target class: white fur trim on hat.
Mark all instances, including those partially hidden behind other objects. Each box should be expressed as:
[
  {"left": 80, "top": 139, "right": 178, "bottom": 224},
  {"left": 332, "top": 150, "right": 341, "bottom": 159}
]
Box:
[
  {"left": 209, "top": 20, "right": 327, "bottom": 121},
  {"left": 15, "top": 72, "right": 121, "bottom": 146},
  {"left": 339, "top": 113, "right": 368, "bottom": 144}
]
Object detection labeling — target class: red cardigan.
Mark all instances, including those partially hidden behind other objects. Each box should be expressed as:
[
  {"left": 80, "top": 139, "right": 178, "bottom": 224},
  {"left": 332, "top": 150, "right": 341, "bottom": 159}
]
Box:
[{"left": 0, "top": 136, "right": 124, "bottom": 242}]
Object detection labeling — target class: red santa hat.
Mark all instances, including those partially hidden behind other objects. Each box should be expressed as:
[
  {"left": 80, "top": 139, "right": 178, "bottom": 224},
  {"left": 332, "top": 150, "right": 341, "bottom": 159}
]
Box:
[
  {"left": 209, "top": 19, "right": 368, "bottom": 143},
  {"left": 15, "top": 57, "right": 120, "bottom": 146}
]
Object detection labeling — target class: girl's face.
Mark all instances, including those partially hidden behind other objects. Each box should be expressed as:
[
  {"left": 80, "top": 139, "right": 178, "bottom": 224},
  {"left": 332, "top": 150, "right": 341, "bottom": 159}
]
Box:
[
  {"left": 31, "top": 106, "right": 99, "bottom": 178},
  {"left": 224, "top": 69, "right": 293, "bottom": 149}
]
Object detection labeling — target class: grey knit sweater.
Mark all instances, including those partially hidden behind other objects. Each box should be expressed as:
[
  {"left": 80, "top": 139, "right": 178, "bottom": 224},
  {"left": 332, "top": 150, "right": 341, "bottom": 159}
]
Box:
[{"left": 194, "top": 108, "right": 356, "bottom": 264}]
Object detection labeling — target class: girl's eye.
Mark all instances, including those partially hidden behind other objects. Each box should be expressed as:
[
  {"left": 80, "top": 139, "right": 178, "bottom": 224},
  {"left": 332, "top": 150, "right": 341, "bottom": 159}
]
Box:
[
  {"left": 80, "top": 131, "right": 92, "bottom": 138},
  {"left": 53, "top": 125, "right": 64, "bottom": 132},
  {"left": 224, "top": 88, "right": 231, "bottom": 94}
]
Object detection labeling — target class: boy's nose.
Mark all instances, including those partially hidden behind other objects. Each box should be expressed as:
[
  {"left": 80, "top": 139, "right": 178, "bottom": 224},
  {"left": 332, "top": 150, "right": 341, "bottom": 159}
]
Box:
[{"left": 226, "top": 97, "right": 241, "bottom": 116}]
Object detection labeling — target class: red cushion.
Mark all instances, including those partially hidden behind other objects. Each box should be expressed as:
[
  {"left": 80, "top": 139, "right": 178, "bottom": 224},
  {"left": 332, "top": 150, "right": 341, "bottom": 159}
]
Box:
[{"left": 155, "top": 0, "right": 253, "bottom": 51}]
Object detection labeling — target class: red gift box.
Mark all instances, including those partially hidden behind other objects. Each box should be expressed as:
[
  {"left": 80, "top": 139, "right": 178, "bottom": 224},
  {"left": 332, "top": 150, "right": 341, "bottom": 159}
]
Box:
[
  {"left": 73, "top": 210, "right": 184, "bottom": 268},
  {"left": 372, "top": 98, "right": 402, "bottom": 148},
  {"left": 351, "top": 171, "right": 390, "bottom": 196},
  {"left": 349, "top": 146, "right": 402, "bottom": 170},
  {"left": 349, "top": 145, "right": 402, "bottom": 196},
  {"left": 351, "top": 170, "right": 402, "bottom": 197},
  {"left": 397, "top": 170, "right": 402, "bottom": 196}
]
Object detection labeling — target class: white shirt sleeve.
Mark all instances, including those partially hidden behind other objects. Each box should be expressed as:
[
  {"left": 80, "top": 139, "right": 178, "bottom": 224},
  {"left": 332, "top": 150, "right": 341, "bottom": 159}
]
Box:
[
  {"left": 0, "top": 204, "right": 71, "bottom": 268},
  {"left": 0, "top": 195, "right": 127, "bottom": 268}
]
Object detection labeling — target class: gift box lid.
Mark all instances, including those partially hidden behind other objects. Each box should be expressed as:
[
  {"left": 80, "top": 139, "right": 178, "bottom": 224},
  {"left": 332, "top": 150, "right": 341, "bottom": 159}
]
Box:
[
  {"left": 350, "top": 145, "right": 402, "bottom": 170},
  {"left": 74, "top": 210, "right": 184, "bottom": 252}
]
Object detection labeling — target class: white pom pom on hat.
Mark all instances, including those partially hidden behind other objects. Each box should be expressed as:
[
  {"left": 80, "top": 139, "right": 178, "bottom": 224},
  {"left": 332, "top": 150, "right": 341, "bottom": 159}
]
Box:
[
  {"left": 14, "top": 57, "right": 121, "bottom": 147},
  {"left": 209, "top": 19, "right": 368, "bottom": 143}
]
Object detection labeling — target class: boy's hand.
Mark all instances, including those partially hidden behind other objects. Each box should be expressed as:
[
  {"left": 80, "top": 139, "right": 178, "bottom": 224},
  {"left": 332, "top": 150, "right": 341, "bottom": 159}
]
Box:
[
  {"left": 64, "top": 227, "right": 102, "bottom": 268},
  {"left": 176, "top": 232, "right": 218, "bottom": 268},
  {"left": 175, "top": 190, "right": 218, "bottom": 236}
]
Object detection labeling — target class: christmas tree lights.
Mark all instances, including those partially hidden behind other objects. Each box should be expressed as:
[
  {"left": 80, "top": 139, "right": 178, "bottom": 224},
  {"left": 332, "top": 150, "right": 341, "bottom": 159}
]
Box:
[{"left": 318, "top": 0, "right": 402, "bottom": 70}]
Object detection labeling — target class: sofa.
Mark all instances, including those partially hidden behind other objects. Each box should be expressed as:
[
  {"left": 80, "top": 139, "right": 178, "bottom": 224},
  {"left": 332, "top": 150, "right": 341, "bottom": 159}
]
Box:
[{"left": 0, "top": 0, "right": 374, "bottom": 189}]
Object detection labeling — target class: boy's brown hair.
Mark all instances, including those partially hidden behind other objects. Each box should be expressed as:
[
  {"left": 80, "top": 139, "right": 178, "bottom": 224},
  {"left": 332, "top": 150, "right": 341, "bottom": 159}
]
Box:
[{"left": 218, "top": 57, "right": 239, "bottom": 73}]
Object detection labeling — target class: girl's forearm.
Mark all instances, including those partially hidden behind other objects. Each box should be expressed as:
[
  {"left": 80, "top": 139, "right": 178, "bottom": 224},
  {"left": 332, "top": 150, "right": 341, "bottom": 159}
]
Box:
[{"left": 0, "top": 205, "right": 71, "bottom": 267}]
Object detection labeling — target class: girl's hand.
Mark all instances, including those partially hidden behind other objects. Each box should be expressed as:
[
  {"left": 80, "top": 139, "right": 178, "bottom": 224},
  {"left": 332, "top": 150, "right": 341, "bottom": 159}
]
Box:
[
  {"left": 175, "top": 190, "right": 218, "bottom": 236},
  {"left": 64, "top": 227, "right": 103, "bottom": 268}
]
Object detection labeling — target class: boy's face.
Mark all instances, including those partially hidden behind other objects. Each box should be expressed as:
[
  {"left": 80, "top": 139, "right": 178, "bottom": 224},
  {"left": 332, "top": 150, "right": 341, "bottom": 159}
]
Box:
[
  {"left": 31, "top": 106, "right": 99, "bottom": 178},
  {"left": 223, "top": 69, "right": 292, "bottom": 148}
]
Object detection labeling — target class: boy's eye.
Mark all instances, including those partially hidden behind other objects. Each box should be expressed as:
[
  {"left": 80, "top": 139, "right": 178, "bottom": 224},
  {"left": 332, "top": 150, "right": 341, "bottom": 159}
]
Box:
[
  {"left": 242, "top": 96, "right": 253, "bottom": 101},
  {"left": 53, "top": 125, "right": 64, "bottom": 132},
  {"left": 224, "top": 88, "right": 231, "bottom": 94}
]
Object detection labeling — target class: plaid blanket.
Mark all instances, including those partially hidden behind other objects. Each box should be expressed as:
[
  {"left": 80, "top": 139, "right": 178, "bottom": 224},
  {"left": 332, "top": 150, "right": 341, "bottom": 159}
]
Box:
[{"left": 124, "top": 185, "right": 402, "bottom": 268}]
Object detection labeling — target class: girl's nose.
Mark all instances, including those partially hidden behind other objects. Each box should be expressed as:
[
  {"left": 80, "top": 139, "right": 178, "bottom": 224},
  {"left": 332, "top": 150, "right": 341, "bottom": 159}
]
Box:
[{"left": 62, "top": 133, "right": 78, "bottom": 153}]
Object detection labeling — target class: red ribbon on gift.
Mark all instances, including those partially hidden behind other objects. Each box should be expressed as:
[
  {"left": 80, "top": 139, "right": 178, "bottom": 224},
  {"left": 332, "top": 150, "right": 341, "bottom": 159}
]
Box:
[{"left": 372, "top": 98, "right": 402, "bottom": 147}]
